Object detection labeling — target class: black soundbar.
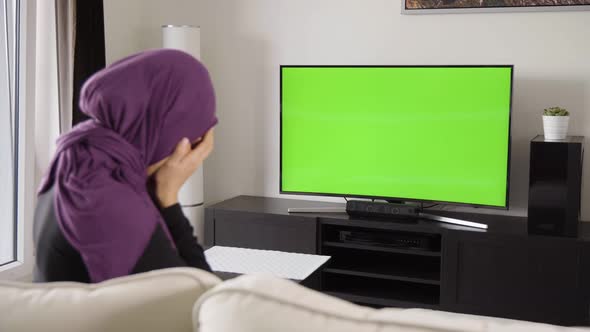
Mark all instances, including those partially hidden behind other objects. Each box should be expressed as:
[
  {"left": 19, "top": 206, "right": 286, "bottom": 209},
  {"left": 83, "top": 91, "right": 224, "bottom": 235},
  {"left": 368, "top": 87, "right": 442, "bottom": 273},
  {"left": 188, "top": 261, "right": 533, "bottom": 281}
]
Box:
[{"left": 345, "top": 200, "right": 418, "bottom": 219}]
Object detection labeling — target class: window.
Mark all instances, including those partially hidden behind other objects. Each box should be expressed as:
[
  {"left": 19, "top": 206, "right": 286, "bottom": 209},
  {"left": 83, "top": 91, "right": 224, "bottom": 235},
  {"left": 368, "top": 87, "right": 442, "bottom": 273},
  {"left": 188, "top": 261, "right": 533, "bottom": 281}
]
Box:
[
  {"left": 0, "top": 0, "right": 18, "bottom": 267},
  {"left": 0, "top": 0, "right": 35, "bottom": 279}
]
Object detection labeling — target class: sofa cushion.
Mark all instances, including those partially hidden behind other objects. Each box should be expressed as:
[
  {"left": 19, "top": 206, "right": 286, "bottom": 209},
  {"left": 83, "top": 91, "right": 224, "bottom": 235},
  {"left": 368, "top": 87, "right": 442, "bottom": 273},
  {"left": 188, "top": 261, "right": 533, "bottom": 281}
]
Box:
[
  {"left": 0, "top": 267, "right": 220, "bottom": 332},
  {"left": 193, "top": 274, "right": 589, "bottom": 332}
]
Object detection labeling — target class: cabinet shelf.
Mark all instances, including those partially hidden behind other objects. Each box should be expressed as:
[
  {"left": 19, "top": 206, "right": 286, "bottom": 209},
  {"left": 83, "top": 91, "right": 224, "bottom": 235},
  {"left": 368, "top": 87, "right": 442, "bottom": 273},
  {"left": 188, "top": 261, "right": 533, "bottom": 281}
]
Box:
[
  {"left": 323, "top": 268, "right": 440, "bottom": 285},
  {"left": 322, "top": 273, "right": 439, "bottom": 307},
  {"left": 324, "top": 291, "right": 440, "bottom": 310},
  {"left": 323, "top": 241, "right": 441, "bottom": 257}
]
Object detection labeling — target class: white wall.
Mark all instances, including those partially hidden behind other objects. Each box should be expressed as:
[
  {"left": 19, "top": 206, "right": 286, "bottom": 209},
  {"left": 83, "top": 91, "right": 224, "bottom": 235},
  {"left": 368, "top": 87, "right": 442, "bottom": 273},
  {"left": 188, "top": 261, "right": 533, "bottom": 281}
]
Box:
[
  {"left": 196, "top": 0, "right": 590, "bottom": 219},
  {"left": 104, "top": 1, "right": 590, "bottom": 219},
  {"left": 104, "top": 0, "right": 201, "bottom": 64}
]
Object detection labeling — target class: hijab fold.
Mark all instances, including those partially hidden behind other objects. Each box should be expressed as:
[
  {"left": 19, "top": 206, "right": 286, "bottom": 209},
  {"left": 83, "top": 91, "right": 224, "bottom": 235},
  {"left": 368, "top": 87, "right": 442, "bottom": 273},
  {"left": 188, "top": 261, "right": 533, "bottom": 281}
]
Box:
[{"left": 39, "top": 49, "right": 217, "bottom": 282}]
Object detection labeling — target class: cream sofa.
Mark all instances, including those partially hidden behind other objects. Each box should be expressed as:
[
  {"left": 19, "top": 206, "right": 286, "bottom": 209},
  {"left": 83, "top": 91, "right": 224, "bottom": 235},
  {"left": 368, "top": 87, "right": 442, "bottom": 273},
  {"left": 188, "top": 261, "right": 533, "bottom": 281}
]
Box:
[
  {"left": 0, "top": 267, "right": 221, "bottom": 332},
  {"left": 194, "top": 274, "right": 590, "bottom": 332},
  {"left": 1, "top": 269, "right": 589, "bottom": 332}
]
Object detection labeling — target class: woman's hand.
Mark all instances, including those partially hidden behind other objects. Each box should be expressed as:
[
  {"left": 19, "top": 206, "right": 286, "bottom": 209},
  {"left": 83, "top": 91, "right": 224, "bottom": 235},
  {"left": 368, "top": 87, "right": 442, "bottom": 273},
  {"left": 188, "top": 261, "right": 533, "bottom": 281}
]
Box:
[{"left": 154, "top": 129, "right": 214, "bottom": 208}]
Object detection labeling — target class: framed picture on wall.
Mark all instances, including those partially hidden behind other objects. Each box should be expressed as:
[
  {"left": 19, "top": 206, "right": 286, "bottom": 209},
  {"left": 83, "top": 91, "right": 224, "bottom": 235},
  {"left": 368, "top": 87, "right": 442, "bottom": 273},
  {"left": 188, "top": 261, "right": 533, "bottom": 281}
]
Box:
[{"left": 402, "top": 0, "right": 590, "bottom": 13}]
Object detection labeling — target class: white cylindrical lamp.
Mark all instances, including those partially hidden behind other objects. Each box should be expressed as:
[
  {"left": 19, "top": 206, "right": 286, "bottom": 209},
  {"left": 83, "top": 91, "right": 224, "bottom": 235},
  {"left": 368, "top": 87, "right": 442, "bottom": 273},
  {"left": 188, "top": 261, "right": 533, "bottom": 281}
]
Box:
[{"left": 162, "top": 25, "right": 205, "bottom": 243}]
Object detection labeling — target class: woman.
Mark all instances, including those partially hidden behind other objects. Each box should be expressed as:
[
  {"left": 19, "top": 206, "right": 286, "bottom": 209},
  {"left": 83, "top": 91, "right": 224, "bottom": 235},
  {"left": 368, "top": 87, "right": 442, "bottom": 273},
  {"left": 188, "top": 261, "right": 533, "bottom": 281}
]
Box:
[{"left": 33, "top": 49, "right": 217, "bottom": 283}]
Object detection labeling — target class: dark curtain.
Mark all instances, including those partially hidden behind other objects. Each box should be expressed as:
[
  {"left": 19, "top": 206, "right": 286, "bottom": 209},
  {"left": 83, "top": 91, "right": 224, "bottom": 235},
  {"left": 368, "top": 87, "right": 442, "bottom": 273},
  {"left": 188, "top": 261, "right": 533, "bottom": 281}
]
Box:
[{"left": 72, "top": 0, "right": 105, "bottom": 125}]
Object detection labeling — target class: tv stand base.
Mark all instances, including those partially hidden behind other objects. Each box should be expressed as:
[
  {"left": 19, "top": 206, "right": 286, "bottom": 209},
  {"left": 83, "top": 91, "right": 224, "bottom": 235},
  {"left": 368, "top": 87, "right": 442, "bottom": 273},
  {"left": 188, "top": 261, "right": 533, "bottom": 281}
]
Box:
[{"left": 419, "top": 212, "right": 488, "bottom": 229}]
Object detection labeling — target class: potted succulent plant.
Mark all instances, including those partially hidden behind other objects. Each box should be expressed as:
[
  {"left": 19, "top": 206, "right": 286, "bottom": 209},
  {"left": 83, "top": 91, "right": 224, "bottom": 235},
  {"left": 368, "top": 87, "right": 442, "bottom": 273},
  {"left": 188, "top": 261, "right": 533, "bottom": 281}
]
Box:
[{"left": 543, "top": 107, "right": 569, "bottom": 140}]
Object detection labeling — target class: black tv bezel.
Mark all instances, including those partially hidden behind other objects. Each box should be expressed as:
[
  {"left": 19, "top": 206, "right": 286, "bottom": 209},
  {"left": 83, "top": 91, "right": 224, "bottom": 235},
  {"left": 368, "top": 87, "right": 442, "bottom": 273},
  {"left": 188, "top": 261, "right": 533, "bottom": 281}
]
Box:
[{"left": 279, "top": 65, "right": 514, "bottom": 210}]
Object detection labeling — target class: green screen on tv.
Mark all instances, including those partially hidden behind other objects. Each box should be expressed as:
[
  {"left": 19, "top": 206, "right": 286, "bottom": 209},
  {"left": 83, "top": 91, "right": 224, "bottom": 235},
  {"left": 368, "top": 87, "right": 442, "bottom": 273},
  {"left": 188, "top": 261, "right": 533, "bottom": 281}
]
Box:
[{"left": 280, "top": 66, "right": 512, "bottom": 207}]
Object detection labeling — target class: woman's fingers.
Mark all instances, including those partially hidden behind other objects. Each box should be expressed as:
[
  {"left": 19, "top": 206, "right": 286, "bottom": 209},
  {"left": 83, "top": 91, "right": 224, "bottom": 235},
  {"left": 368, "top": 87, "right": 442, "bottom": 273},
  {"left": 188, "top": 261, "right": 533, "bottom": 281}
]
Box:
[
  {"left": 153, "top": 131, "right": 214, "bottom": 208},
  {"left": 169, "top": 137, "right": 192, "bottom": 163},
  {"left": 183, "top": 129, "right": 214, "bottom": 168}
]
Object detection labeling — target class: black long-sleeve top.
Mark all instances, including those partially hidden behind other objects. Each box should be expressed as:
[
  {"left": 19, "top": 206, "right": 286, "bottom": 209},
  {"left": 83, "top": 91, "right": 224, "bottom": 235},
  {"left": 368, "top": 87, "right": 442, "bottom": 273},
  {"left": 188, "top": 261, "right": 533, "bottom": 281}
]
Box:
[{"left": 33, "top": 186, "right": 211, "bottom": 283}]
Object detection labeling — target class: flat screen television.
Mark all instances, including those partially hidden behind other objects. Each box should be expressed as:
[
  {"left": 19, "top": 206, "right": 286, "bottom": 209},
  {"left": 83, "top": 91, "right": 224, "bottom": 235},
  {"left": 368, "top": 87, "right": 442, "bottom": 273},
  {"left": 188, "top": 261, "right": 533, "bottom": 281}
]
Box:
[{"left": 280, "top": 65, "right": 513, "bottom": 208}]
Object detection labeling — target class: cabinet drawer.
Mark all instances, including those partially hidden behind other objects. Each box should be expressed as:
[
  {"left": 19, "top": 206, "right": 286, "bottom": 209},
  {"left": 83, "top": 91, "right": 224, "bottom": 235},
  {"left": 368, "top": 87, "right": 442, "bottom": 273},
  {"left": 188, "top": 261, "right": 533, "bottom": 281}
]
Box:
[
  {"left": 449, "top": 233, "right": 585, "bottom": 325},
  {"left": 211, "top": 210, "right": 317, "bottom": 254}
]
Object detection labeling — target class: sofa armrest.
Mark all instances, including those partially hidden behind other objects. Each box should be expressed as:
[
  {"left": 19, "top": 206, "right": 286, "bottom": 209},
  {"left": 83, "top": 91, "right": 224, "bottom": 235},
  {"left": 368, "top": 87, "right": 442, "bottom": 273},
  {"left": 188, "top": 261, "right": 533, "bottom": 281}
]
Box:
[{"left": 0, "top": 267, "right": 220, "bottom": 332}]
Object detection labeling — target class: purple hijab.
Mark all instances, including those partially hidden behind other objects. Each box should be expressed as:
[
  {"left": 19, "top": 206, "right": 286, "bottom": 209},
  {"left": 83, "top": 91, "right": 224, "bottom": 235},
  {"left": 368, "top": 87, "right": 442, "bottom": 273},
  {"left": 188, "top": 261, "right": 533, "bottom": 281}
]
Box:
[{"left": 39, "top": 49, "right": 217, "bottom": 283}]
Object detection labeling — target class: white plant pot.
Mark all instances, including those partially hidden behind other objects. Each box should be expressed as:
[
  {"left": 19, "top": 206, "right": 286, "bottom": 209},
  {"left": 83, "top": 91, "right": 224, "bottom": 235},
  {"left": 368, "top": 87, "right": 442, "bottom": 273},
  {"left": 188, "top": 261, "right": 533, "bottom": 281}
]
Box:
[{"left": 543, "top": 115, "right": 569, "bottom": 140}]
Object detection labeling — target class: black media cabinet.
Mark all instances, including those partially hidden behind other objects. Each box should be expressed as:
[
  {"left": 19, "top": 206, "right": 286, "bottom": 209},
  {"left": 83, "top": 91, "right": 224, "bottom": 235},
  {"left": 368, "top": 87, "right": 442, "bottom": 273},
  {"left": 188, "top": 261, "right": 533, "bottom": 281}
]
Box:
[{"left": 204, "top": 196, "right": 590, "bottom": 326}]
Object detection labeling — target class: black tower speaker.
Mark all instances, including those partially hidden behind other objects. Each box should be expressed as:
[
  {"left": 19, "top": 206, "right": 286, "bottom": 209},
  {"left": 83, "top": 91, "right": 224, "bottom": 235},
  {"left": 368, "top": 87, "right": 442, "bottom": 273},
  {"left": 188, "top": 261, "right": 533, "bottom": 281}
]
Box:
[{"left": 528, "top": 135, "right": 584, "bottom": 237}]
